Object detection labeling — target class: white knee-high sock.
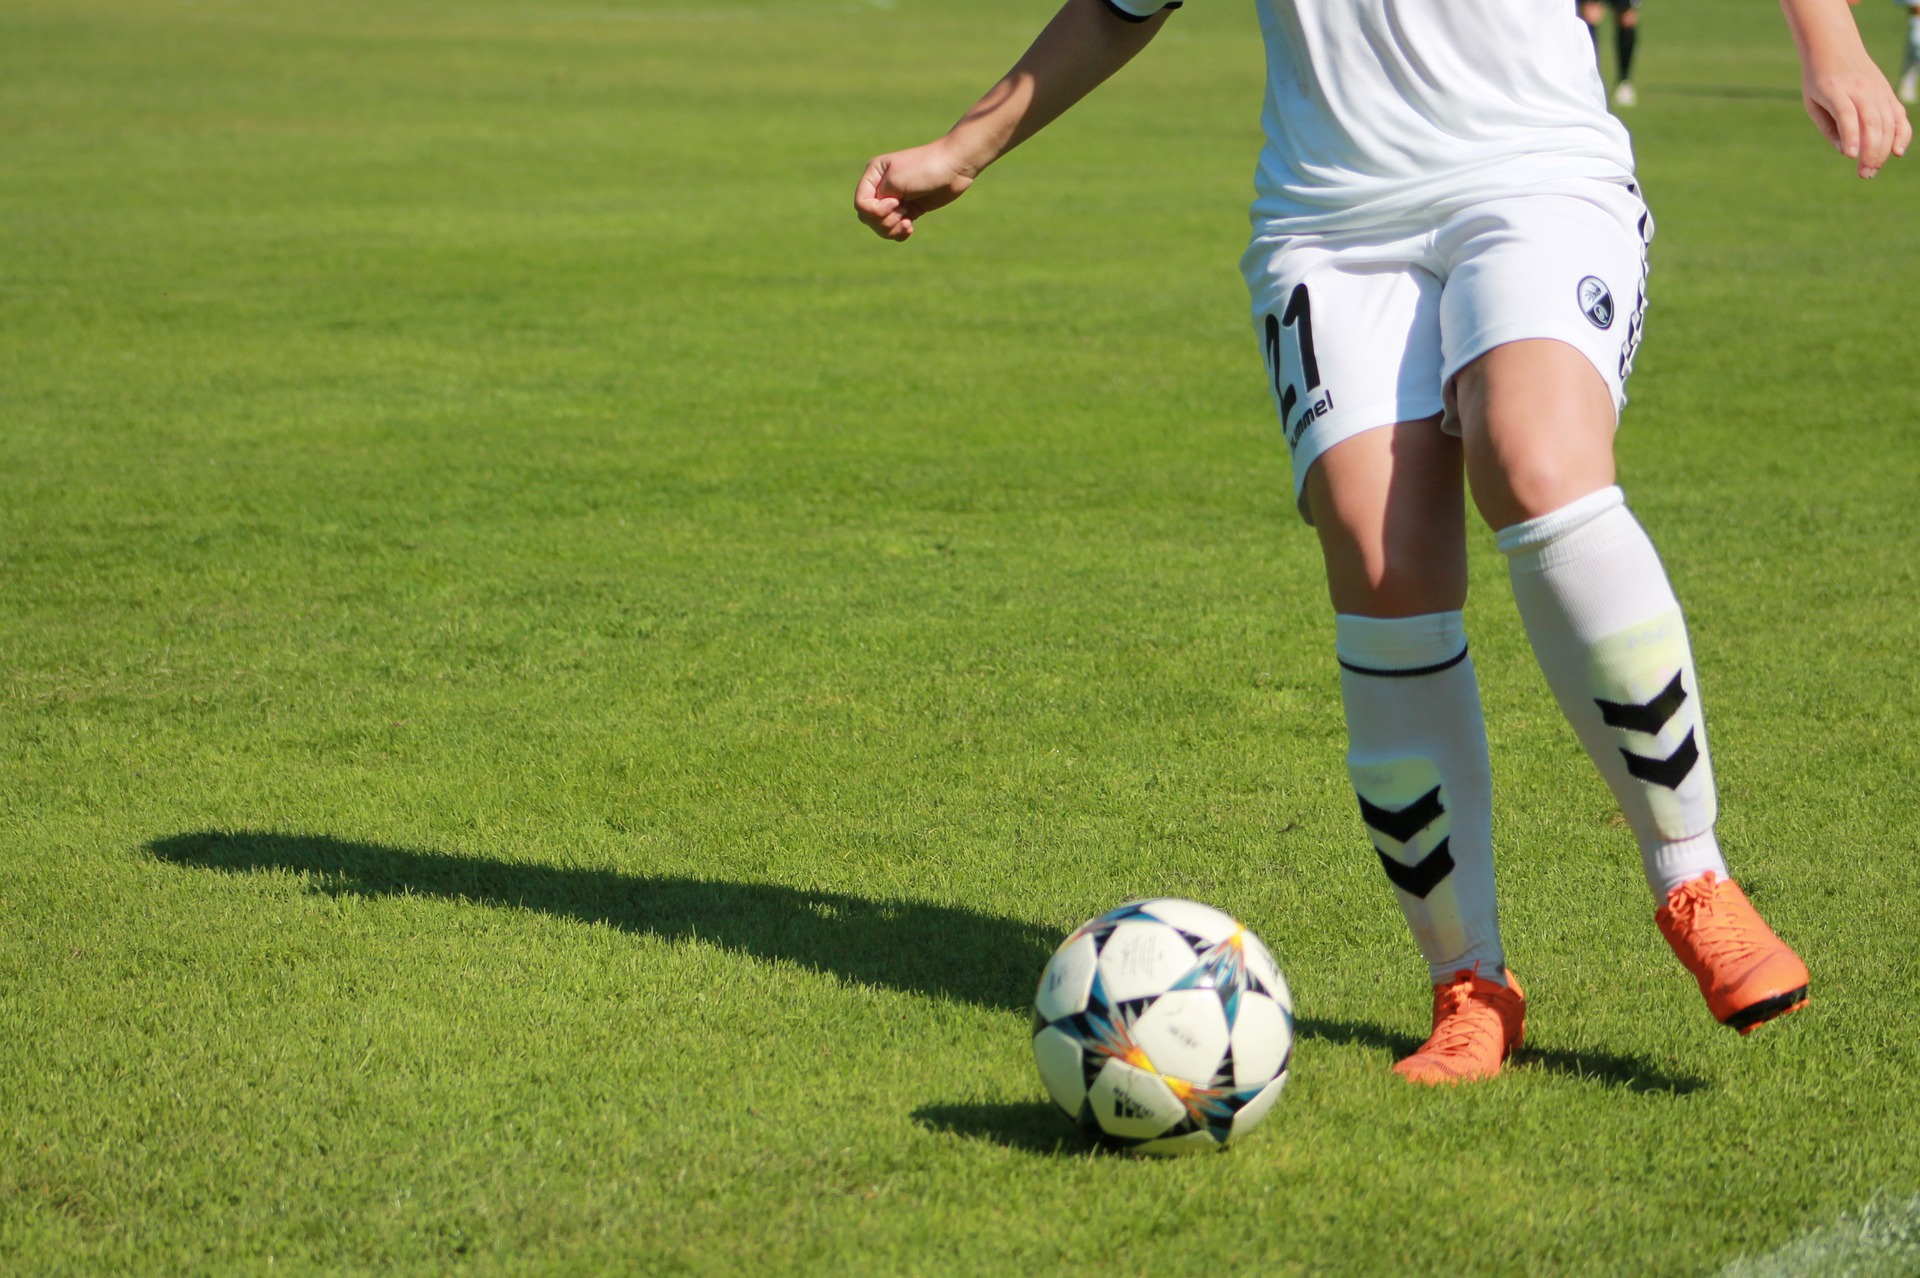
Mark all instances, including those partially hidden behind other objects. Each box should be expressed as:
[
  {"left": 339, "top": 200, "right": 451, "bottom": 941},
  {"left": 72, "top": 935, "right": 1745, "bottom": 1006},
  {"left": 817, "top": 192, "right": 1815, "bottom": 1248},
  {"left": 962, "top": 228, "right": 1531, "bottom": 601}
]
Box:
[
  {"left": 1337, "top": 612, "right": 1506, "bottom": 985},
  {"left": 1498, "top": 486, "right": 1729, "bottom": 900}
]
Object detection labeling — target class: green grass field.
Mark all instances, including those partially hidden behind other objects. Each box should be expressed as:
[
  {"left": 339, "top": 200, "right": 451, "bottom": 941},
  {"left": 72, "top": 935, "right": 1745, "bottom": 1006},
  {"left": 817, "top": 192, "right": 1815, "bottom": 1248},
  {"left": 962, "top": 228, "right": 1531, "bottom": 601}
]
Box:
[{"left": 4, "top": 1, "right": 1919, "bottom": 1273}]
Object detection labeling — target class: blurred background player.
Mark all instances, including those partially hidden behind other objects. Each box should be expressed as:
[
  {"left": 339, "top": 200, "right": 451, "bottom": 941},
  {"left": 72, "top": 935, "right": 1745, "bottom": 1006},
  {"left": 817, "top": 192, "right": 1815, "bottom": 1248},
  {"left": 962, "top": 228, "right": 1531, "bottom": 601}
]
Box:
[
  {"left": 1900, "top": 0, "right": 1920, "bottom": 103},
  {"left": 856, "top": 0, "right": 1909, "bottom": 1084},
  {"left": 1582, "top": 0, "right": 1643, "bottom": 106}
]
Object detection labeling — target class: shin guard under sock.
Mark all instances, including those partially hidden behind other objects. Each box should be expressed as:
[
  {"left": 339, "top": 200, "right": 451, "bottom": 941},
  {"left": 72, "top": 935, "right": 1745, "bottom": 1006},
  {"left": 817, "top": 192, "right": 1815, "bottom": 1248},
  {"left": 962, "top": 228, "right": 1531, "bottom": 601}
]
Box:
[
  {"left": 1338, "top": 612, "right": 1506, "bottom": 984},
  {"left": 1498, "top": 487, "right": 1729, "bottom": 900}
]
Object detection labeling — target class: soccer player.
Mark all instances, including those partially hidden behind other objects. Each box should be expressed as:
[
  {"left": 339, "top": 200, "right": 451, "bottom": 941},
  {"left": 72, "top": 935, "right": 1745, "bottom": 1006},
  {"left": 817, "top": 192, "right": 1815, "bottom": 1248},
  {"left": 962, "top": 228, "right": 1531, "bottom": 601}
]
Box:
[
  {"left": 855, "top": 0, "right": 1910, "bottom": 1082},
  {"left": 1581, "top": 0, "right": 1643, "bottom": 106},
  {"left": 1899, "top": 0, "right": 1920, "bottom": 104}
]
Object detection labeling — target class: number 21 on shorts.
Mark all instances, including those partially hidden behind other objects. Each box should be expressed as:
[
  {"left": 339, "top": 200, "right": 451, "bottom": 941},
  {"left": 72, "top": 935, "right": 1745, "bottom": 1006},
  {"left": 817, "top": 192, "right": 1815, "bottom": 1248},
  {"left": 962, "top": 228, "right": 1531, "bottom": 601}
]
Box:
[{"left": 1263, "top": 283, "right": 1333, "bottom": 453}]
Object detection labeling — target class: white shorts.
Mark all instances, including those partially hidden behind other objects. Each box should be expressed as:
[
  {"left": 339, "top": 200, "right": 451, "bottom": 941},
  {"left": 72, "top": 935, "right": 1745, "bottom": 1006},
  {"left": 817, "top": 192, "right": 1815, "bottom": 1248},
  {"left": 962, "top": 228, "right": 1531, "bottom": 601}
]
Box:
[{"left": 1242, "top": 179, "right": 1653, "bottom": 520}]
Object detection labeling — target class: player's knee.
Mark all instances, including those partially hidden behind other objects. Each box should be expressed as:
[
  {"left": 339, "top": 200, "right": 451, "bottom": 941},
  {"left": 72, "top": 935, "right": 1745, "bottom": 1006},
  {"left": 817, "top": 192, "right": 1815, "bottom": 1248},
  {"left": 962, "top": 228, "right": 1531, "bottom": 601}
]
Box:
[
  {"left": 1323, "top": 536, "right": 1466, "bottom": 616},
  {"left": 1618, "top": 9, "right": 1638, "bottom": 28},
  {"left": 1471, "top": 450, "right": 1612, "bottom": 528},
  {"left": 1336, "top": 573, "right": 1457, "bottom": 618},
  {"left": 1358, "top": 572, "right": 1455, "bottom": 617}
]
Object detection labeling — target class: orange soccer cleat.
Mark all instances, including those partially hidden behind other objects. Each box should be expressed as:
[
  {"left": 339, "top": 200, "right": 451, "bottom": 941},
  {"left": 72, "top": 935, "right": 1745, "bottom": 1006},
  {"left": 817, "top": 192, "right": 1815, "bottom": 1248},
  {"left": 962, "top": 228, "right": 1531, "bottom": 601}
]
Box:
[
  {"left": 1657, "top": 872, "right": 1810, "bottom": 1034},
  {"left": 1393, "top": 968, "right": 1526, "bottom": 1085}
]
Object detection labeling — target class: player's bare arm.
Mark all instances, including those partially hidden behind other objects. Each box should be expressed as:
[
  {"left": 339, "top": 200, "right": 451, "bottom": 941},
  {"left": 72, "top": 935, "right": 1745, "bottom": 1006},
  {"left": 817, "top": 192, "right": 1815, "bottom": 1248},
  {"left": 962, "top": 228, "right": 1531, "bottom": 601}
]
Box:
[
  {"left": 854, "top": 0, "right": 1171, "bottom": 242},
  {"left": 1780, "top": 0, "right": 1913, "bottom": 174}
]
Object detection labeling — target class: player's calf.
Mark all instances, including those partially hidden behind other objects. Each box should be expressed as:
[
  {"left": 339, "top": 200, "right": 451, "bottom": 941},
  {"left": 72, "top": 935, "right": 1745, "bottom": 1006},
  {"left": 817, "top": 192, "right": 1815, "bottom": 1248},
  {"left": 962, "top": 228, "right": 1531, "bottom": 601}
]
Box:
[{"left": 1497, "top": 486, "right": 1732, "bottom": 900}]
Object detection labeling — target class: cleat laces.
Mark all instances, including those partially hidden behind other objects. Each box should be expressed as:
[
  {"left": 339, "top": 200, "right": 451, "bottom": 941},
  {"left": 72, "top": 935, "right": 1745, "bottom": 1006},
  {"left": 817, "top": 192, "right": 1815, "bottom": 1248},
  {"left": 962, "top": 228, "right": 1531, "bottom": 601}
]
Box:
[
  {"left": 1656, "top": 870, "right": 1810, "bottom": 1031},
  {"left": 1394, "top": 968, "right": 1523, "bottom": 1083},
  {"left": 1665, "top": 874, "right": 1769, "bottom": 968},
  {"left": 1421, "top": 975, "right": 1503, "bottom": 1058}
]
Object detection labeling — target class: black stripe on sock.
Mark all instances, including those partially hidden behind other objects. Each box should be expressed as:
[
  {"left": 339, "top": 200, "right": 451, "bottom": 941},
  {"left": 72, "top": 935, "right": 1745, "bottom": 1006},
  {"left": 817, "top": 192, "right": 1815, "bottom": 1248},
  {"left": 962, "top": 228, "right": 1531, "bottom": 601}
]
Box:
[
  {"left": 1337, "top": 646, "right": 1469, "bottom": 680},
  {"left": 1357, "top": 785, "right": 1446, "bottom": 845},
  {"left": 1620, "top": 727, "right": 1701, "bottom": 789},
  {"left": 1594, "top": 670, "right": 1688, "bottom": 734},
  {"left": 1376, "top": 837, "right": 1455, "bottom": 899}
]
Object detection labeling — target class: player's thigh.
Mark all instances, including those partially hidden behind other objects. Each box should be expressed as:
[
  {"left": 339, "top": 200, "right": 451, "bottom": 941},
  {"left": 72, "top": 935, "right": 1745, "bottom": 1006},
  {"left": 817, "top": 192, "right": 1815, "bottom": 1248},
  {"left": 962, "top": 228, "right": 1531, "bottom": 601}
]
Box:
[
  {"left": 1245, "top": 235, "right": 1466, "bottom": 615},
  {"left": 1437, "top": 183, "right": 1651, "bottom": 529},
  {"left": 1452, "top": 340, "right": 1617, "bottom": 530},
  {"left": 1303, "top": 416, "right": 1468, "bottom": 618},
  {"left": 1245, "top": 234, "right": 1447, "bottom": 519}
]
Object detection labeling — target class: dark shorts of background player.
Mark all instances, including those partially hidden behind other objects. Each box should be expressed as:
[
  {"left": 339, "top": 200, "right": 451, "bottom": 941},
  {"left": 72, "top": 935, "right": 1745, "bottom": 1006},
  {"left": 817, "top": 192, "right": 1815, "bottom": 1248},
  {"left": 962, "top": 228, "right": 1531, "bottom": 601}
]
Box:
[{"left": 1580, "top": 0, "right": 1641, "bottom": 12}]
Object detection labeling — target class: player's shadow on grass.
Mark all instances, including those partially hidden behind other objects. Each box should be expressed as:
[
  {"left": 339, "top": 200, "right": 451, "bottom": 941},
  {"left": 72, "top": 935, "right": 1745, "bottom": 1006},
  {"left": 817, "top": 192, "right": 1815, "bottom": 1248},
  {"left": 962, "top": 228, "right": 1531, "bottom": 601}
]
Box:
[
  {"left": 151, "top": 830, "right": 1705, "bottom": 1098},
  {"left": 919, "top": 1018, "right": 1704, "bottom": 1151},
  {"left": 916, "top": 1017, "right": 1704, "bottom": 1153},
  {"left": 147, "top": 829, "right": 1056, "bottom": 1013},
  {"left": 914, "top": 1102, "right": 1112, "bottom": 1156},
  {"left": 1298, "top": 1017, "right": 1705, "bottom": 1095}
]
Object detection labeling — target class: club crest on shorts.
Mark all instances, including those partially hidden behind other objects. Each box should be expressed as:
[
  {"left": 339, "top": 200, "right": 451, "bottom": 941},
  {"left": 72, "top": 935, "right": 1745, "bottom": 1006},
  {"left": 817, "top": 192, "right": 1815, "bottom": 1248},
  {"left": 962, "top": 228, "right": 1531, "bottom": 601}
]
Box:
[{"left": 1578, "top": 276, "right": 1615, "bottom": 329}]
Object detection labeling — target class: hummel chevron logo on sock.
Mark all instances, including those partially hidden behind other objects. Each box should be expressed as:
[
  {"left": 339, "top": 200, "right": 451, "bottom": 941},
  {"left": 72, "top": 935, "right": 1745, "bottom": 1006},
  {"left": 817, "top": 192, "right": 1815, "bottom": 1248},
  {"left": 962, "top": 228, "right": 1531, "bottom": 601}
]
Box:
[
  {"left": 1621, "top": 728, "right": 1700, "bottom": 789},
  {"left": 1593, "top": 671, "right": 1701, "bottom": 790},
  {"left": 1595, "top": 671, "right": 1687, "bottom": 734},
  {"left": 1359, "top": 785, "right": 1454, "bottom": 899},
  {"left": 1357, "top": 786, "right": 1445, "bottom": 843},
  {"left": 1376, "top": 839, "right": 1455, "bottom": 899}
]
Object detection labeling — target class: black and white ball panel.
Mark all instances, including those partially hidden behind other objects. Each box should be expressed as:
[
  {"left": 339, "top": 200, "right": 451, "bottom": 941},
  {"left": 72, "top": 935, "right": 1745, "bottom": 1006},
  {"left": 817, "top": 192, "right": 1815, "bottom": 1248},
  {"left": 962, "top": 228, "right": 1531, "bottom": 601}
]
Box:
[
  {"left": 1034, "top": 930, "right": 1099, "bottom": 1023},
  {"left": 1097, "top": 919, "right": 1208, "bottom": 1003},
  {"left": 1228, "top": 990, "right": 1292, "bottom": 1088},
  {"left": 1031, "top": 898, "right": 1294, "bottom": 1153}
]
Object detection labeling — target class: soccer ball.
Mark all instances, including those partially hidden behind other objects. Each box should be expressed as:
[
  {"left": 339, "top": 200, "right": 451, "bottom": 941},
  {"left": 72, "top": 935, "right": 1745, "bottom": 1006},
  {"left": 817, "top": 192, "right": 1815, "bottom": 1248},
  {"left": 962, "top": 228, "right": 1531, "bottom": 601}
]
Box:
[{"left": 1031, "top": 898, "right": 1293, "bottom": 1155}]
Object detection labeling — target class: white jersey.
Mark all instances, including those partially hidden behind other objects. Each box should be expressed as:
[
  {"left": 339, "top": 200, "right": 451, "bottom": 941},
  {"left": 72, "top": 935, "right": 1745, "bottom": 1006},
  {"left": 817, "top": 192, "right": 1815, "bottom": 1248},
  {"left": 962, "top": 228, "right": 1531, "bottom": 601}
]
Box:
[{"left": 1107, "top": 0, "right": 1638, "bottom": 234}]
